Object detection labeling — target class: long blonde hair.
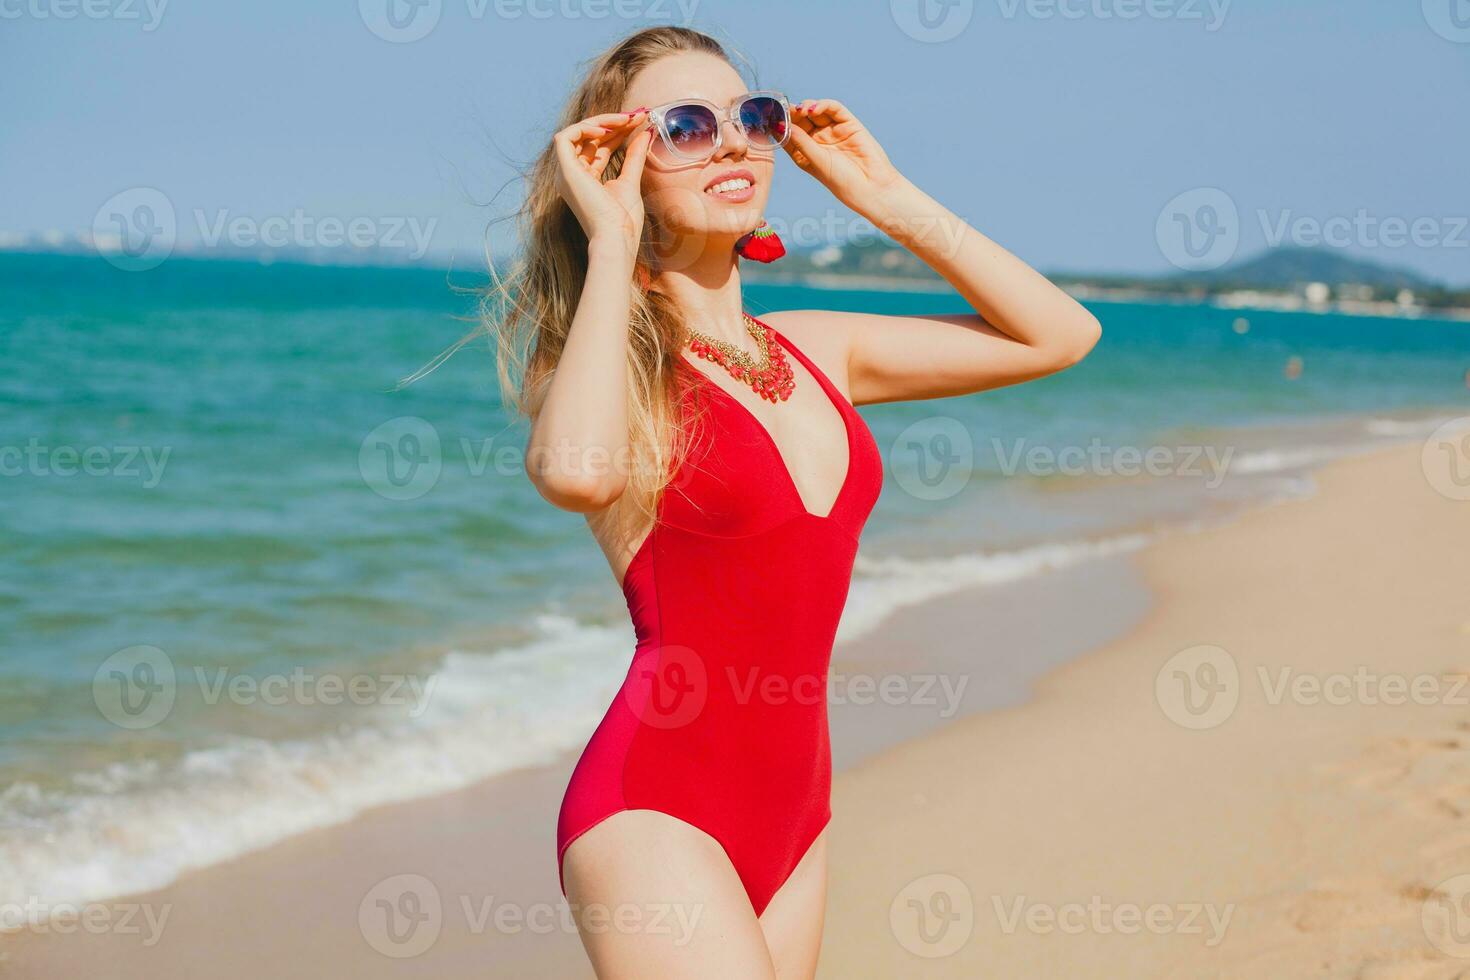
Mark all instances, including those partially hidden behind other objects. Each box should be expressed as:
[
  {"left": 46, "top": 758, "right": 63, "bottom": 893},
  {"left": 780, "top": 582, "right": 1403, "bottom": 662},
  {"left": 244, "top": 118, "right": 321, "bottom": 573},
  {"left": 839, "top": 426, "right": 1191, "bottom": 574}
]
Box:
[{"left": 478, "top": 26, "right": 745, "bottom": 532}]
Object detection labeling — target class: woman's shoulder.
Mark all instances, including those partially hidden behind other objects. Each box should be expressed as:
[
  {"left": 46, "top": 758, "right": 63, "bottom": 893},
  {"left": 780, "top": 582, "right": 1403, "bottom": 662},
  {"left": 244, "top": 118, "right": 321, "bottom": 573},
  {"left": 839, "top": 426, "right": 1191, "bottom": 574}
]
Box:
[{"left": 751, "top": 309, "right": 858, "bottom": 381}]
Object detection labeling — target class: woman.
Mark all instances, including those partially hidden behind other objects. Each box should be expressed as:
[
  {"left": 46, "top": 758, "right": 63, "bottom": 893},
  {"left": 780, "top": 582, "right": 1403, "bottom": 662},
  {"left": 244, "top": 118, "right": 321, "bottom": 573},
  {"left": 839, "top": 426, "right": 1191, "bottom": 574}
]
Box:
[{"left": 501, "top": 25, "right": 1100, "bottom": 979}]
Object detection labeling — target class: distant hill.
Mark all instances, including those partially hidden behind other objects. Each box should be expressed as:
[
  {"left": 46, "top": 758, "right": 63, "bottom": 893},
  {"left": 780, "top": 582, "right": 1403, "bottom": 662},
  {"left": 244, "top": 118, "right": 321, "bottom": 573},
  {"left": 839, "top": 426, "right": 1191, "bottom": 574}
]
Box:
[{"left": 1177, "top": 246, "right": 1438, "bottom": 291}]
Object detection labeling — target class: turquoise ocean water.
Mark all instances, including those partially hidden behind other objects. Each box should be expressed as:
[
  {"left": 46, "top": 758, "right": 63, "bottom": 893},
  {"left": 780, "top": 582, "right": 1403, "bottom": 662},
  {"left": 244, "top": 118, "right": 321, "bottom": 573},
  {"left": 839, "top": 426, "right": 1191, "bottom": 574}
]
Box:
[{"left": 2, "top": 251, "right": 1468, "bottom": 913}]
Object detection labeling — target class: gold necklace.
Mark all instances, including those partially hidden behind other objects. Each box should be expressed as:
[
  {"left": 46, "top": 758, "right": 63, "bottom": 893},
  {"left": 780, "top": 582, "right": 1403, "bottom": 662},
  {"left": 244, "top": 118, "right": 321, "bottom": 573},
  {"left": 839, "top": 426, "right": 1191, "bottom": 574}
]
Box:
[{"left": 685, "top": 313, "right": 797, "bottom": 403}]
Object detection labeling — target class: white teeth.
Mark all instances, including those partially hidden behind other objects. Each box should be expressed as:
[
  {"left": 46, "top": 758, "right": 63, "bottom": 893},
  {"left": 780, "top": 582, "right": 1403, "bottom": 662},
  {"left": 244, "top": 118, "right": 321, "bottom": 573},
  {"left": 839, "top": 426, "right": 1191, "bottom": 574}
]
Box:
[{"left": 706, "top": 178, "right": 752, "bottom": 195}]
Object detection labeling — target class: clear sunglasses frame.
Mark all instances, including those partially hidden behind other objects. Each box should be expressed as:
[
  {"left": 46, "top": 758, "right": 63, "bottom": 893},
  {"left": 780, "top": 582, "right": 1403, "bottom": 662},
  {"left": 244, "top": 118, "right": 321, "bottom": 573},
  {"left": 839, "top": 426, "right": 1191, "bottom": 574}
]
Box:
[{"left": 645, "top": 90, "right": 793, "bottom": 163}]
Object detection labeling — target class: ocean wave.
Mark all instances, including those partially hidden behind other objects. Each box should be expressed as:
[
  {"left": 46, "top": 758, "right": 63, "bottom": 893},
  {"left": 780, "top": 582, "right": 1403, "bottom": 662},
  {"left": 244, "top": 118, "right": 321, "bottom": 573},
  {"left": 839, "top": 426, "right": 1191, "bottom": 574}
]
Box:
[
  {"left": 0, "top": 613, "right": 633, "bottom": 925},
  {"left": 1225, "top": 444, "right": 1359, "bottom": 476},
  {"left": 843, "top": 533, "right": 1153, "bottom": 643},
  {"left": 1362, "top": 414, "right": 1460, "bottom": 437},
  {"left": 0, "top": 529, "right": 1160, "bottom": 922}
]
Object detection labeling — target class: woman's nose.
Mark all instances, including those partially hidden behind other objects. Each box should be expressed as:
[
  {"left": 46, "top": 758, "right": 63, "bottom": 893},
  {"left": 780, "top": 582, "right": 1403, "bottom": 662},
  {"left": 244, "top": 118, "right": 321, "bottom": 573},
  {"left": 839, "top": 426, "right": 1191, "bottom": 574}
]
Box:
[{"left": 711, "top": 117, "right": 749, "bottom": 161}]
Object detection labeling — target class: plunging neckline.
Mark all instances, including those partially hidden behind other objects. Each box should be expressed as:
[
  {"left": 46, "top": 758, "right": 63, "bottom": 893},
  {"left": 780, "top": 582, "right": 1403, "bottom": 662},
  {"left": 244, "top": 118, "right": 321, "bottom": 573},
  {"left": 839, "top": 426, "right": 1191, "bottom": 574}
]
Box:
[{"left": 677, "top": 322, "right": 856, "bottom": 522}]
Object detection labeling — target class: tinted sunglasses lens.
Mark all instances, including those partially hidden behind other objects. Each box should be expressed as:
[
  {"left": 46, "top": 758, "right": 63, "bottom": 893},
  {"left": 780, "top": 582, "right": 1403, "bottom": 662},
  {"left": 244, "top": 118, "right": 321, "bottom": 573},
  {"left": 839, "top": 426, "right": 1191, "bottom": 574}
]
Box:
[
  {"left": 738, "top": 96, "right": 787, "bottom": 147},
  {"left": 659, "top": 104, "right": 719, "bottom": 159}
]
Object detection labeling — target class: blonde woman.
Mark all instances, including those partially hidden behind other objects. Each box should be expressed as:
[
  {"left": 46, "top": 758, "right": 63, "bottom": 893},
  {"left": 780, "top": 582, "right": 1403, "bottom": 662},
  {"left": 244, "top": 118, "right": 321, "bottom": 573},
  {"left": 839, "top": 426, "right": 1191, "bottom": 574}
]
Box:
[{"left": 496, "top": 26, "right": 1099, "bottom": 979}]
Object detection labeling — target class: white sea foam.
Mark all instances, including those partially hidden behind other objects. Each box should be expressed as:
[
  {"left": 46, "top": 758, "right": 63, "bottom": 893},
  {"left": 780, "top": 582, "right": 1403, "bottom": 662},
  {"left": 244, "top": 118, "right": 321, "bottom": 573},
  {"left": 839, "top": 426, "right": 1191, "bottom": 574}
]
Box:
[
  {"left": 1363, "top": 414, "right": 1460, "bottom": 437},
  {"left": 0, "top": 613, "right": 634, "bottom": 925},
  {"left": 841, "top": 533, "right": 1153, "bottom": 644},
  {"left": 1226, "top": 444, "right": 1357, "bottom": 476}
]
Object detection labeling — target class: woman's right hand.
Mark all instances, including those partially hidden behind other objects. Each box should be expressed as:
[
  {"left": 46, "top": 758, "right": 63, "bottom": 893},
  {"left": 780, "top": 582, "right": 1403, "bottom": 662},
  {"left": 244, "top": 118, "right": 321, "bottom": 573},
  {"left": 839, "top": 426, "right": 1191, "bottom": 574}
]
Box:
[{"left": 552, "top": 110, "right": 654, "bottom": 259}]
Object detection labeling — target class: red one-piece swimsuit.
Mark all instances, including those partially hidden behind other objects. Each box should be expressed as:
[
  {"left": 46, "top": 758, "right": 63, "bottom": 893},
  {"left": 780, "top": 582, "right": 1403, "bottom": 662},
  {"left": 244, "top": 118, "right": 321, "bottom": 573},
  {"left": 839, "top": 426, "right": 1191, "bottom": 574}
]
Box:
[{"left": 556, "top": 316, "right": 885, "bottom": 917}]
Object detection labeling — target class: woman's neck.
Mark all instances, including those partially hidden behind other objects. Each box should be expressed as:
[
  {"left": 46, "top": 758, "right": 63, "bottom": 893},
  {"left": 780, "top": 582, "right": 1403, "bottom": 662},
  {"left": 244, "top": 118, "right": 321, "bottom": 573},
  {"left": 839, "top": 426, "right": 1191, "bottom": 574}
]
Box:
[{"left": 652, "top": 248, "right": 748, "bottom": 347}]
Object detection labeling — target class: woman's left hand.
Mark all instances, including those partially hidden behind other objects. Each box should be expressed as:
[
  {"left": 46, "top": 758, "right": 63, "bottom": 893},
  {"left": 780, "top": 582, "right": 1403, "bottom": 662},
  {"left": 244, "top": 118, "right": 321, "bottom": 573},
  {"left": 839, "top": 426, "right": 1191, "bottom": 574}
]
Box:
[{"left": 785, "top": 99, "right": 905, "bottom": 214}]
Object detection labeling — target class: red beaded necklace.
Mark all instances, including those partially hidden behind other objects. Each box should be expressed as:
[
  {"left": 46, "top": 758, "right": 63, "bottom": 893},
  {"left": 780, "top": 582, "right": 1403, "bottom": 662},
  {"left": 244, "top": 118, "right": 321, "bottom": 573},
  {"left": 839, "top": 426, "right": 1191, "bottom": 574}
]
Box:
[{"left": 685, "top": 313, "right": 797, "bottom": 403}]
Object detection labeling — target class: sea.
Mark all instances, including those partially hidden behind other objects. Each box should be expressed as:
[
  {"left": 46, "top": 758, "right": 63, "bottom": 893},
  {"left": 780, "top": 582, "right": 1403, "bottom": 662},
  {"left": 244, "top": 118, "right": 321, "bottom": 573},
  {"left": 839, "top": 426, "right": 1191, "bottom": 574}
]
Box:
[{"left": 2, "top": 251, "right": 1467, "bottom": 919}]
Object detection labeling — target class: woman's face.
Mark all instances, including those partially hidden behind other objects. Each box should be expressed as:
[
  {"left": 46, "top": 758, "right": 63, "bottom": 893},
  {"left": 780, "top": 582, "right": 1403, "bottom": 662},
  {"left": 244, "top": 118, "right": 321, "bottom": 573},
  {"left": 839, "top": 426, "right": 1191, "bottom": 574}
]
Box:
[{"left": 622, "top": 52, "right": 775, "bottom": 260}]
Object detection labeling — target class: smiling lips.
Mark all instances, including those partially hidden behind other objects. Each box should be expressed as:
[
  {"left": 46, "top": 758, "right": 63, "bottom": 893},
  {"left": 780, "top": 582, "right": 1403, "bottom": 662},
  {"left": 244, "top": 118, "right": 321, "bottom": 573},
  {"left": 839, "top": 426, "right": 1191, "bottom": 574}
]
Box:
[{"left": 704, "top": 169, "right": 756, "bottom": 203}]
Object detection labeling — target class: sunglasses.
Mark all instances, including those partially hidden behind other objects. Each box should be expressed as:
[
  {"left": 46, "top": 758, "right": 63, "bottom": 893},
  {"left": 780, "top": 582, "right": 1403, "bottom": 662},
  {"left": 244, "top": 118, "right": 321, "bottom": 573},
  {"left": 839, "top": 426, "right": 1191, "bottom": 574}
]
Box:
[{"left": 645, "top": 91, "right": 791, "bottom": 164}]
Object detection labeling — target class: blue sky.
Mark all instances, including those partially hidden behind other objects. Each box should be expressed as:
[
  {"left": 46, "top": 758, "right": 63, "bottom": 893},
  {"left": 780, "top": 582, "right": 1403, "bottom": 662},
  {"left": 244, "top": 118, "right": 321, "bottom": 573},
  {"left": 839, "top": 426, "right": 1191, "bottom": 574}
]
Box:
[{"left": 3, "top": 0, "right": 1467, "bottom": 283}]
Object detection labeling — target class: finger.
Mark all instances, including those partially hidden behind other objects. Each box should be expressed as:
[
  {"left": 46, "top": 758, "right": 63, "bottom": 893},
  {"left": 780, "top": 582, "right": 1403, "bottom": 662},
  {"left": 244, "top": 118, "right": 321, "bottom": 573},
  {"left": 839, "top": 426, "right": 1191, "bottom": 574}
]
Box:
[
  {"left": 791, "top": 100, "right": 829, "bottom": 135},
  {"left": 607, "top": 110, "right": 650, "bottom": 152},
  {"left": 806, "top": 100, "right": 841, "bottom": 130},
  {"left": 587, "top": 114, "right": 650, "bottom": 178},
  {"left": 560, "top": 115, "right": 648, "bottom": 178},
  {"left": 615, "top": 126, "right": 654, "bottom": 185},
  {"left": 790, "top": 103, "right": 820, "bottom": 137},
  {"left": 781, "top": 121, "right": 821, "bottom": 173},
  {"left": 557, "top": 111, "right": 646, "bottom": 140},
  {"left": 555, "top": 112, "right": 646, "bottom": 159},
  {"left": 794, "top": 99, "right": 850, "bottom": 132}
]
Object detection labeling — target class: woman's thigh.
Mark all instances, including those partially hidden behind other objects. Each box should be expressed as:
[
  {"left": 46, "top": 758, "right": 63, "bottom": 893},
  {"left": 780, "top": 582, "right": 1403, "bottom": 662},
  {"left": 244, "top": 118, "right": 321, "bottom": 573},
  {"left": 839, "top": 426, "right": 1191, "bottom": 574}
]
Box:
[
  {"left": 561, "top": 809, "right": 777, "bottom": 979},
  {"left": 758, "top": 829, "right": 828, "bottom": 980}
]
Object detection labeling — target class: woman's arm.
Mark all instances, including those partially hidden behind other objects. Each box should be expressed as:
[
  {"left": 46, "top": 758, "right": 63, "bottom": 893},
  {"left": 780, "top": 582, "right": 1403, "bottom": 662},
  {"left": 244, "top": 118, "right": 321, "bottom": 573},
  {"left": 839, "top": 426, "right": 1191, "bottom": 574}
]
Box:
[
  {"left": 774, "top": 100, "right": 1101, "bottom": 406},
  {"left": 525, "top": 112, "right": 653, "bottom": 512}
]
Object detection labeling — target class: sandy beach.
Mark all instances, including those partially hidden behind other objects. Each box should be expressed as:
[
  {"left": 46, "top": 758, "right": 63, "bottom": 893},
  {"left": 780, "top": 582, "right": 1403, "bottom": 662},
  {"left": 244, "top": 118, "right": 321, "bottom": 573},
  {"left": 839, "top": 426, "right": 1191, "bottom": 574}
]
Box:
[{"left": 6, "top": 438, "right": 1469, "bottom": 978}]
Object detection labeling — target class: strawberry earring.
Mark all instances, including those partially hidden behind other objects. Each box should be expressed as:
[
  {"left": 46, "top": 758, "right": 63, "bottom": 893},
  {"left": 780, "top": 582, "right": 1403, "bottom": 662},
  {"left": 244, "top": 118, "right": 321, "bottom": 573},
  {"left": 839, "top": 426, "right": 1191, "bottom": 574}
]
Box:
[{"left": 735, "top": 220, "right": 786, "bottom": 263}]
